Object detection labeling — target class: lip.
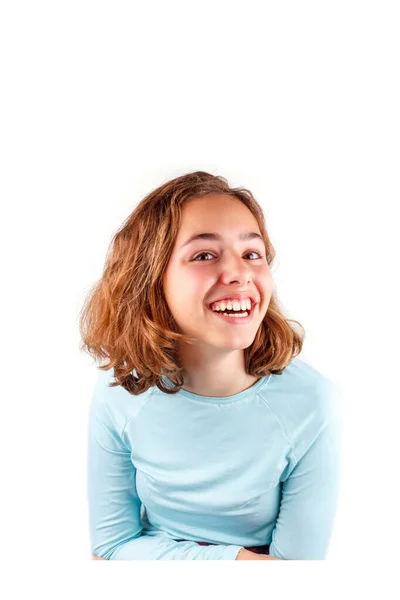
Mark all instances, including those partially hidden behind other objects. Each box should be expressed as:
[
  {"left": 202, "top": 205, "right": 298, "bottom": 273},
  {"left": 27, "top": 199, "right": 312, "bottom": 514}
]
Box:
[{"left": 206, "top": 301, "right": 257, "bottom": 325}]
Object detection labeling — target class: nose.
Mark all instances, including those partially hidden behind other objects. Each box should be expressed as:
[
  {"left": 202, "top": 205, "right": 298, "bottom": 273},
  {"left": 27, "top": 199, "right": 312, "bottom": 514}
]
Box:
[{"left": 218, "top": 255, "right": 252, "bottom": 286}]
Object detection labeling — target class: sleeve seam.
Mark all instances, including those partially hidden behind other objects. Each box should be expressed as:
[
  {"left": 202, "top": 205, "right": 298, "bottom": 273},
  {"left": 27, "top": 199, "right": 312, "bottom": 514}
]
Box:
[
  {"left": 95, "top": 372, "right": 157, "bottom": 452},
  {"left": 97, "top": 391, "right": 132, "bottom": 453},
  {"left": 258, "top": 394, "right": 296, "bottom": 457},
  {"left": 121, "top": 386, "right": 158, "bottom": 439}
]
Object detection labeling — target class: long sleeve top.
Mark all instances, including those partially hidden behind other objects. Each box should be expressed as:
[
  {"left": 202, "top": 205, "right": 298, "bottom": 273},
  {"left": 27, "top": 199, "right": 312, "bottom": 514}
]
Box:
[{"left": 87, "top": 356, "right": 342, "bottom": 560}]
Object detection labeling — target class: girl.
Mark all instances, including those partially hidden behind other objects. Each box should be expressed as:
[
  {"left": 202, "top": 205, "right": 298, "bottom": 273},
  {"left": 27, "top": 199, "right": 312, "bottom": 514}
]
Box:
[{"left": 80, "top": 171, "right": 342, "bottom": 560}]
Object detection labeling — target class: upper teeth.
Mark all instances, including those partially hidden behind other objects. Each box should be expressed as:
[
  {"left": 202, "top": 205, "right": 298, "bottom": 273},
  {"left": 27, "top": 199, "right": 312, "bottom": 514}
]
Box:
[{"left": 211, "top": 298, "right": 252, "bottom": 312}]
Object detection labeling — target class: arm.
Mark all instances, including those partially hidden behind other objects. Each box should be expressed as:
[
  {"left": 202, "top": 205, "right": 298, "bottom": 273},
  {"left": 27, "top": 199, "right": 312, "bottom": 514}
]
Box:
[
  {"left": 87, "top": 376, "right": 244, "bottom": 560},
  {"left": 92, "top": 551, "right": 281, "bottom": 560},
  {"left": 268, "top": 384, "right": 343, "bottom": 560}
]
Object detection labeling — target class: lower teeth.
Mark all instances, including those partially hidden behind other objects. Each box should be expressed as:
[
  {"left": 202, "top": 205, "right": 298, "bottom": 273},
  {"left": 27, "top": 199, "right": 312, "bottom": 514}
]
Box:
[{"left": 221, "top": 311, "right": 248, "bottom": 317}]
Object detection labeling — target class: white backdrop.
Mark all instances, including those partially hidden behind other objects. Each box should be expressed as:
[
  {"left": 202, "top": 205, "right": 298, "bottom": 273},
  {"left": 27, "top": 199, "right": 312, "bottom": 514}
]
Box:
[{"left": 1, "top": 1, "right": 399, "bottom": 598}]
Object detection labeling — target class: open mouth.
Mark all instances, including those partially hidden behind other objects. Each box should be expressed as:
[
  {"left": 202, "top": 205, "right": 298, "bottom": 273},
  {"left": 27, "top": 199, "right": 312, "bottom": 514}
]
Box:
[{"left": 206, "top": 301, "right": 257, "bottom": 324}]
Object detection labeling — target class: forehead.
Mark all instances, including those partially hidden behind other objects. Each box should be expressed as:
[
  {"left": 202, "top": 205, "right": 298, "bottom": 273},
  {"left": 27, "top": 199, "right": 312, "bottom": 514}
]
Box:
[{"left": 178, "top": 194, "right": 259, "bottom": 233}]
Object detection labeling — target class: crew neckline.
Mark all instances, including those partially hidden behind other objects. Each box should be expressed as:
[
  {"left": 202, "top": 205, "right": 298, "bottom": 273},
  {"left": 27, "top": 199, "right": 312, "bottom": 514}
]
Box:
[{"left": 163, "top": 374, "right": 271, "bottom": 403}]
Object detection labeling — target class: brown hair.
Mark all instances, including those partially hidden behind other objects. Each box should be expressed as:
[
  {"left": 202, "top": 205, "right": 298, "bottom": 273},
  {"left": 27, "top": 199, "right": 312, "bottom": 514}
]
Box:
[{"left": 78, "top": 171, "right": 305, "bottom": 395}]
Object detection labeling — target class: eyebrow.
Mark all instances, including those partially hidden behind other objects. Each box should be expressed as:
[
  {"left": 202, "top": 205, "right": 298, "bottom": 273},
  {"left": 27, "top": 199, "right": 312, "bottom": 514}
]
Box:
[{"left": 179, "top": 231, "right": 264, "bottom": 250}]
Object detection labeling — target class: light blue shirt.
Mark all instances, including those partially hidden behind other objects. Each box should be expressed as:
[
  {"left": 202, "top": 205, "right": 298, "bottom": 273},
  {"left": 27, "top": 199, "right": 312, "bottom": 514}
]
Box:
[{"left": 87, "top": 357, "right": 342, "bottom": 559}]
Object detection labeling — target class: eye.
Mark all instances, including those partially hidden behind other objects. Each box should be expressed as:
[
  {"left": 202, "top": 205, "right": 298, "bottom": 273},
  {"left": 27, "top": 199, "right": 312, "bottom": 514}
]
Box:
[{"left": 191, "top": 251, "right": 264, "bottom": 262}]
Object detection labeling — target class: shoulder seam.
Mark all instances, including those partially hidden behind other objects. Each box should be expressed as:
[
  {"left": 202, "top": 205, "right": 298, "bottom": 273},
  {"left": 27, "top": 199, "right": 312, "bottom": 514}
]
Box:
[
  {"left": 94, "top": 389, "right": 132, "bottom": 453},
  {"left": 94, "top": 372, "right": 157, "bottom": 448},
  {"left": 121, "top": 386, "right": 158, "bottom": 437},
  {"left": 257, "top": 391, "right": 296, "bottom": 457}
]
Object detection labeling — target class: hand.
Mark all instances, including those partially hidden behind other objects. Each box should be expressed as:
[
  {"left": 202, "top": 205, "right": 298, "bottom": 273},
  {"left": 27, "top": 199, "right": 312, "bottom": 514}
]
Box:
[
  {"left": 236, "top": 549, "right": 280, "bottom": 560},
  {"left": 92, "top": 556, "right": 106, "bottom": 560}
]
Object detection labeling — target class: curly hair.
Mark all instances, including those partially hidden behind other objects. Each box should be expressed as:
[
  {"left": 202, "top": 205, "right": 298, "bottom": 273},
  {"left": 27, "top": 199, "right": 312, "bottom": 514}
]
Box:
[{"left": 78, "top": 171, "right": 305, "bottom": 395}]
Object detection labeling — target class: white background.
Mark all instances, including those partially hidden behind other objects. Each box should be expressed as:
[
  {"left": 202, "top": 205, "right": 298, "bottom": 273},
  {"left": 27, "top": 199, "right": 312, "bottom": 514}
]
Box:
[{"left": 1, "top": 1, "right": 399, "bottom": 598}]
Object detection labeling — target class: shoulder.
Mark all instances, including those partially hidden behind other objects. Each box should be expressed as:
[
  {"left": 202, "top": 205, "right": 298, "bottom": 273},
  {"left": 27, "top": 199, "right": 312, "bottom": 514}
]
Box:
[
  {"left": 259, "top": 356, "right": 342, "bottom": 442},
  {"left": 90, "top": 367, "right": 155, "bottom": 435}
]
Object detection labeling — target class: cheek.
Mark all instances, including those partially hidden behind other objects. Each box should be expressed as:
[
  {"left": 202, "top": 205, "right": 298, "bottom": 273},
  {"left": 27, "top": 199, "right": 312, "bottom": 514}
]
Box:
[
  {"left": 164, "top": 266, "right": 205, "bottom": 310},
  {"left": 177, "top": 265, "right": 211, "bottom": 295},
  {"left": 188, "top": 268, "right": 210, "bottom": 286},
  {"left": 162, "top": 274, "right": 181, "bottom": 314},
  {"left": 260, "top": 266, "right": 273, "bottom": 287}
]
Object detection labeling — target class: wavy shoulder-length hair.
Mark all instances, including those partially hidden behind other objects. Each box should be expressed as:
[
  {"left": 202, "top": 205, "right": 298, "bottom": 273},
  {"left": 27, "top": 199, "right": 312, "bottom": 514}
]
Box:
[{"left": 78, "top": 171, "right": 305, "bottom": 395}]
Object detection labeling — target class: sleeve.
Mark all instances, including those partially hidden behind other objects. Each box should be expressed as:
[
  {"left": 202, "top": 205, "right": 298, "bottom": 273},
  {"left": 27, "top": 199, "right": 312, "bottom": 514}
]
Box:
[
  {"left": 268, "top": 383, "right": 343, "bottom": 560},
  {"left": 87, "top": 374, "right": 244, "bottom": 560}
]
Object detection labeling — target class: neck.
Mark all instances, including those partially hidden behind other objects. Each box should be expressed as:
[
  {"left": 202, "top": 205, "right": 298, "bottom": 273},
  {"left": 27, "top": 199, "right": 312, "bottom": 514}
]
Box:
[{"left": 177, "top": 345, "right": 260, "bottom": 397}]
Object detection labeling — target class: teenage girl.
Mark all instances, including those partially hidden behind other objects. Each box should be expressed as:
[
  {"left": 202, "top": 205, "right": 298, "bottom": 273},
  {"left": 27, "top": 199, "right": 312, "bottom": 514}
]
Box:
[{"left": 80, "top": 171, "right": 342, "bottom": 560}]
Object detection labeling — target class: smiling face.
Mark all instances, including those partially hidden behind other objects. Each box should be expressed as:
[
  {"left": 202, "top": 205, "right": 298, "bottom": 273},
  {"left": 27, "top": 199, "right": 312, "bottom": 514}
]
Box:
[{"left": 162, "top": 194, "right": 274, "bottom": 354}]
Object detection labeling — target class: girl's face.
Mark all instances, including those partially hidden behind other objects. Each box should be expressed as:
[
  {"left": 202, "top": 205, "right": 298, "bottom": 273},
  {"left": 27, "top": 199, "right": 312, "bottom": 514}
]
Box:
[{"left": 162, "top": 194, "right": 274, "bottom": 352}]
